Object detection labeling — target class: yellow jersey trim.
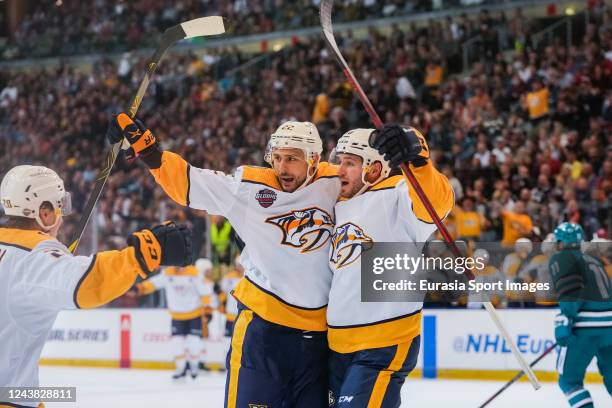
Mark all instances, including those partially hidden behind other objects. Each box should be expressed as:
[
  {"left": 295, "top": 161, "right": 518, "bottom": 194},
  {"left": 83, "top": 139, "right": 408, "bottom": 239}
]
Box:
[
  {"left": 232, "top": 277, "right": 327, "bottom": 331},
  {"left": 0, "top": 228, "right": 54, "bottom": 251},
  {"left": 170, "top": 308, "right": 203, "bottom": 320},
  {"left": 164, "top": 265, "right": 199, "bottom": 276},
  {"left": 149, "top": 151, "right": 190, "bottom": 206},
  {"left": 328, "top": 310, "right": 422, "bottom": 353},
  {"left": 313, "top": 162, "right": 338, "bottom": 180},
  {"left": 241, "top": 166, "right": 282, "bottom": 190}
]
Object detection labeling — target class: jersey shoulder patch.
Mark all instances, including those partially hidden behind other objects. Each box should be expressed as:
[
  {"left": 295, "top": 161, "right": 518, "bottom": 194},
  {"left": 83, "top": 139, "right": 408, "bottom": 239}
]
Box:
[
  {"left": 0, "top": 228, "right": 55, "bottom": 251},
  {"left": 240, "top": 166, "right": 281, "bottom": 190},
  {"left": 370, "top": 175, "right": 404, "bottom": 192}
]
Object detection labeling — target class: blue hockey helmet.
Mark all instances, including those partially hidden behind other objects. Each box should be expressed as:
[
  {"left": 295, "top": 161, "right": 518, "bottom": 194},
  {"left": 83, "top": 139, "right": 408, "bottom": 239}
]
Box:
[{"left": 553, "top": 222, "right": 585, "bottom": 244}]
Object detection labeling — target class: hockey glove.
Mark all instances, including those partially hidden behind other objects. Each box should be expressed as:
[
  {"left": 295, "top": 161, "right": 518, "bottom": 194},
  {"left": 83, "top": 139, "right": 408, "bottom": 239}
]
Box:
[
  {"left": 106, "top": 113, "right": 162, "bottom": 167},
  {"left": 369, "top": 124, "right": 429, "bottom": 168},
  {"left": 127, "top": 221, "right": 193, "bottom": 274},
  {"left": 554, "top": 313, "right": 573, "bottom": 347}
]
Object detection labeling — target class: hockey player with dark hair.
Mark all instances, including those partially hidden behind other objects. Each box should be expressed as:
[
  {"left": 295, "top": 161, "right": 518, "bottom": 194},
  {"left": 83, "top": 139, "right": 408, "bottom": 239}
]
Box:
[
  {"left": 327, "top": 125, "right": 454, "bottom": 407},
  {"left": 107, "top": 114, "right": 339, "bottom": 407},
  {"left": 550, "top": 222, "right": 612, "bottom": 408},
  {"left": 0, "top": 165, "right": 193, "bottom": 406}
]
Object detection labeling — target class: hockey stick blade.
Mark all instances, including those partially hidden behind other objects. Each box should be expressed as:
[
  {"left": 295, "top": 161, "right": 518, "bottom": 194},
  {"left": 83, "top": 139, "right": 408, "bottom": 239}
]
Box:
[
  {"left": 181, "top": 16, "right": 225, "bottom": 38},
  {"left": 68, "top": 16, "right": 224, "bottom": 253}
]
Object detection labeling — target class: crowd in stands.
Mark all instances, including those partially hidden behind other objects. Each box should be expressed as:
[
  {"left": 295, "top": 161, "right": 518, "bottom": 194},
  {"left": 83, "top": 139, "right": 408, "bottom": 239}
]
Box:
[
  {"left": 4, "top": 0, "right": 526, "bottom": 60},
  {"left": 1, "top": 3, "right": 611, "bottom": 307}
]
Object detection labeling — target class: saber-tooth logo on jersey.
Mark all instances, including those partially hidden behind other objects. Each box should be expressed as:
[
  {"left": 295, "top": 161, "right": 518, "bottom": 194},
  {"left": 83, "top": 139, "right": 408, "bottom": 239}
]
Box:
[
  {"left": 266, "top": 207, "right": 334, "bottom": 253},
  {"left": 330, "top": 222, "right": 373, "bottom": 269}
]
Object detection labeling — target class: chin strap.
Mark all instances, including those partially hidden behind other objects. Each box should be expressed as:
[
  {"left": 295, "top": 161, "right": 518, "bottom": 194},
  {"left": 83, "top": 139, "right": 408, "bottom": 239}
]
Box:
[
  {"left": 35, "top": 208, "right": 62, "bottom": 232},
  {"left": 296, "top": 159, "right": 318, "bottom": 191},
  {"left": 353, "top": 165, "right": 383, "bottom": 197}
]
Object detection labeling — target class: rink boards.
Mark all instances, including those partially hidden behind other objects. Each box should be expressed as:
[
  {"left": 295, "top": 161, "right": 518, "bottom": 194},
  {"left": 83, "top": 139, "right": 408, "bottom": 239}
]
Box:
[{"left": 39, "top": 308, "right": 603, "bottom": 383}]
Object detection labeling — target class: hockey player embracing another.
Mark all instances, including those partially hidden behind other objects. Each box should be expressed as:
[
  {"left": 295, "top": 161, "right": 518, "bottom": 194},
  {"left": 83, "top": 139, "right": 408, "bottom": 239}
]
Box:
[
  {"left": 0, "top": 165, "right": 193, "bottom": 407},
  {"left": 107, "top": 114, "right": 340, "bottom": 407},
  {"left": 327, "top": 125, "right": 454, "bottom": 407},
  {"left": 550, "top": 222, "right": 612, "bottom": 408}
]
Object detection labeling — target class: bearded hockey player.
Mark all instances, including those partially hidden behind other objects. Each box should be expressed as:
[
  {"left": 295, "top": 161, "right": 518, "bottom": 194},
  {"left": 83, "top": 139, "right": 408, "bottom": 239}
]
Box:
[
  {"left": 327, "top": 126, "right": 453, "bottom": 407},
  {"left": 107, "top": 114, "right": 339, "bottom": 407},
  {"left": 0, "top": 165, "right": 193, "bottom": 406},
  {"left": 134, "top": 263, "right": 213, "bottom": 380},
  {"left": 550, "top": 222, "right": 612, "bottom": 408}
]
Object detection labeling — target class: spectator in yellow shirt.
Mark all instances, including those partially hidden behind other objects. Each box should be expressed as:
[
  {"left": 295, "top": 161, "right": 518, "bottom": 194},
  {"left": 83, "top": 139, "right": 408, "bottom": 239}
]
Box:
[
  {"left": 524, "top": 79, "right": 549, "bottom": 121},
  {"left": 501, "top": 201, "right": 533, "bottom": 247},
  {"left": 453, "top": 196, "right": 483, "bottom": 240},
  {"left": 312, "top": 92, "right": 329, "bottom": 124}
]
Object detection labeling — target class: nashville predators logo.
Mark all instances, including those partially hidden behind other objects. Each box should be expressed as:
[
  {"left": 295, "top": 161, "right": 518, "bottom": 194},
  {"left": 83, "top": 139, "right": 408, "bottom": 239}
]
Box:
[
  {"left": 330, "top": 223, "right": 373, "bottom": 269},
  {"left": 266, "top": 207, "right": 334, "bottom": 253}
]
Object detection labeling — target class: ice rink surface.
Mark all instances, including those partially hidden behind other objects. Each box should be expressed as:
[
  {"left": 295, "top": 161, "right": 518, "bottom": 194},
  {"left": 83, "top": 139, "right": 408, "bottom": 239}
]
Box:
[{"left": 40, "top": 366, "right": 610, "bottom": 407}]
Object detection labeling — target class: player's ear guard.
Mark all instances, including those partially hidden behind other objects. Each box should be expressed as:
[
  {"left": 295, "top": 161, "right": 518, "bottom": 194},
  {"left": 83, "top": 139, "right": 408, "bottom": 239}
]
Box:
[
  {"left": 106, "top": 113, "right": 162, "bottom": 168},
  {"left": 128, "top": 221, "right": 193, "bottom": 274}
]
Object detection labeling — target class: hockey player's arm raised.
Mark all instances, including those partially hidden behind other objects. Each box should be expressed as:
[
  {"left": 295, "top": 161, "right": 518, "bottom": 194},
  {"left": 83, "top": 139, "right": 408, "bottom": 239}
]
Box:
[
  {"left": 371, "top": 125, "right": 454, "bottom": 238},
  {"left": 107, "top": 114, "right": 239, "bottom": 215}
]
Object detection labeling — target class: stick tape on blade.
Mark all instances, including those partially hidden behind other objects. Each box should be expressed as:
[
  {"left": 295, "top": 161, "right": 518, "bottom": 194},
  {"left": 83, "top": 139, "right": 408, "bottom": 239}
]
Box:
[{"left": 181, "top": 16, "right": 225, "bottom": 37}]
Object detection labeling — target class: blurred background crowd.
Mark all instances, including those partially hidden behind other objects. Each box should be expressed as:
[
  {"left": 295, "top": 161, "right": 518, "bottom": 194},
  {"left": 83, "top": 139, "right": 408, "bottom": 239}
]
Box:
[
  {"left": 0, "top": 0, "right": 610, "bottom": 308},
  {"left": 1, "top": 0, "right": 514, "bottom": 59}
]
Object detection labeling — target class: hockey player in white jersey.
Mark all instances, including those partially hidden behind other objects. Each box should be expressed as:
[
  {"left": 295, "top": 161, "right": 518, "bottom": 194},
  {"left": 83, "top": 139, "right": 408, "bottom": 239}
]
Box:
[
  {"left": 194, "top": 257, "right": 219, "bottom": 371},
  {"left": 135, "top": 263, "right": 212, "bottom": 380},
  {"left": 0, "top": 165, "right": 193, "bottom": 407},
  {"left": 107, "top": 114, "right": 339, "bottom": 407},
  {"left": 327, "top": 126, "right": 454, "bottom": 407},
  {"left": 219, "top": 255, "right": 245, "bottom": 337}
]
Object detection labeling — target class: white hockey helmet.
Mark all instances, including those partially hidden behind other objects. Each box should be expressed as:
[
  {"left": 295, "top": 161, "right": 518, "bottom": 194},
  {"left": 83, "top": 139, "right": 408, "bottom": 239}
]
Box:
[
  {"left": 515, "top": 237, "right": 533, "bottom": 255},
  {"left": 264, "top": 121, "right": 323, "bottom": 165},
  {"left": 473, "top": 248, "right": 490, "bottom": 265},
  {"left": 195, "top": 258, "right": 213, "bottom": 275},
  {"left": 1, "top": 165, "right": 71, "bottom": 231},
  {"left": 264, "top": 121, "right": 323, "bottom": 190},
  {"left": 334, "top": 128, "right": 391, "bottom": 195}
]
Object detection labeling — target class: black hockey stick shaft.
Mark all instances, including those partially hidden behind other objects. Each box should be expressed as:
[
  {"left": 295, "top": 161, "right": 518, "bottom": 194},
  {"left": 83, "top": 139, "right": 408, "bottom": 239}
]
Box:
[
  {"left": 478, "top": 342, "right": 557, "bottom": 408},
  {"left": 67, "top": 27, "right": 193, "bottom": 253}
]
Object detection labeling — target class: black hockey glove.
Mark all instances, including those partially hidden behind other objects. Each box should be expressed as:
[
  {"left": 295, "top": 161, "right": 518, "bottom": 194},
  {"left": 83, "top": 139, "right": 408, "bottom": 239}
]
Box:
[
  {"left": 128, "top": 221, "right": 193, "bottom": 274},
  {"left": 106, "top": 113, "right": 162, "bottom": 168},
  {"left": 369, "top": 124, "right": 429, "bottom": 168}
]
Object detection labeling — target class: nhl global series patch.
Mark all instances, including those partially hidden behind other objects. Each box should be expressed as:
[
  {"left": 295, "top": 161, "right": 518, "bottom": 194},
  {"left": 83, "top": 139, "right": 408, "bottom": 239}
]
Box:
[{"left": 255, "top": 189, "right": 277, "bottom": 208}]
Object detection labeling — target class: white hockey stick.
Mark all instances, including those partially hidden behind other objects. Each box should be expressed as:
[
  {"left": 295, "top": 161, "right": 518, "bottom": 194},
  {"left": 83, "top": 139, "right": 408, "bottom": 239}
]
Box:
[
  {"left": 68, "top": 16, "right": 225, "bottom": 253},
  {"left": 320, "top": 0, "right": 541, "bottom": 390}
]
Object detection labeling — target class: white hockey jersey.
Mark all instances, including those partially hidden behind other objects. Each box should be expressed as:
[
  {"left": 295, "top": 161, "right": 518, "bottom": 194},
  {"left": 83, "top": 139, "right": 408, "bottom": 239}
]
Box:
[
  {"left": 149, "top": 152, "right": 339, "bottom": 331},
  {"left": 0, "top": 228, "right": 145, "bottom": 402},
  {"left": 327, "top": 165, "right": 454, "bottom": 353},
  {"left": 137, "top": 266, "right": 212, "bottom": 320},
  {"left": 220, "top": 270, "right": 242, "bottom": 321}
]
